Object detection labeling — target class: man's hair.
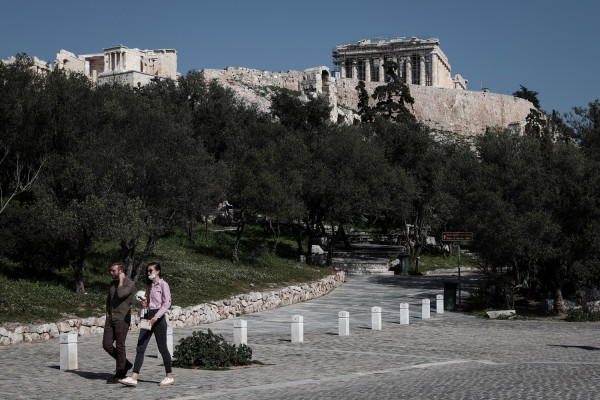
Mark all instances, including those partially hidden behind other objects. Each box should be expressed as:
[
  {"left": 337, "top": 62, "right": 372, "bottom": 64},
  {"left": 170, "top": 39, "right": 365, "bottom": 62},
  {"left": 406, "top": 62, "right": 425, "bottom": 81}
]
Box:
[{"left": 111, "top": 261, "right": 126, "bottom": 272}]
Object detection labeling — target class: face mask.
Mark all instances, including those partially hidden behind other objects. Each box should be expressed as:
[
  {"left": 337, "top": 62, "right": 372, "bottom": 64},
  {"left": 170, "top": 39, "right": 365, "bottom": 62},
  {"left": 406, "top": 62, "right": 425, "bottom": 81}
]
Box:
[{"left": 148, "top": 274, "right": 156, "bottom": 281}]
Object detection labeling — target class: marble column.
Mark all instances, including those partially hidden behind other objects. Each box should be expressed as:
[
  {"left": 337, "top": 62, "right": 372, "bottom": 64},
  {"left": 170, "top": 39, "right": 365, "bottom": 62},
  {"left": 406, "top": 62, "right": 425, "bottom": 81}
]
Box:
[
  {"left": 405, "top": 57, "right": 412, "bottom": 84},
  {"left": 389, "top": 57, "right": 397, "bottom": 82},
  {"left": 351, "top": 59, "right": 358, "bottom": 80},
  {"left": 340, "top": 63, "right": 346, "bottom": 79},
  {"left": 420, "top": 56, "right": 426, "bottom": 86},
  {"left": 430, "top": 52, "right": 438, "bottom": 87},
  {"left": 378, "top": 58, "right": 385, "bottom": 82},
  {"left": 364, "top": 58, "right": 371, "bottom": 82}
]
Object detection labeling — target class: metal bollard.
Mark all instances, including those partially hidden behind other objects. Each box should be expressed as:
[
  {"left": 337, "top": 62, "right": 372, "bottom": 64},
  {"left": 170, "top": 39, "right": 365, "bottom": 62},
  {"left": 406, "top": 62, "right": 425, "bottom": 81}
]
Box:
[
  {"left": 60, "top": 333, "right": 78, "bottom": 371},
  {"left": 400, "top": 303, "right": 409, "bottom": 325},
  {"left": 422, "top": 299, "right": 431, "bottom": 319},
  {"left": 436, "top": 294, "right": 444, "bottom": 314},
  {"left": 371, "top": 306, "right": 382, "bottom": 330},
  {"left": 338, "top": 311, "right": 350, "bottom": 336},
  {"left": 291, "top": 315, "right": 304, "bottom": 343},
  {"left": 234, "top": 319, "right": 248, "bottom": 346}
]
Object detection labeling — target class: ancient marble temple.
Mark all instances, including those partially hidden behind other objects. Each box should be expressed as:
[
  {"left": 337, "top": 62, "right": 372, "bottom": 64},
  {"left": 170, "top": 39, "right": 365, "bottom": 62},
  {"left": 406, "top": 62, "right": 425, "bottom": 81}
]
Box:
[
  {"left": 54, "top": 45, "right": 178, "bottom": 86},
  {"left": 332, "top": 37, "right": 467, "bottom": 90}
]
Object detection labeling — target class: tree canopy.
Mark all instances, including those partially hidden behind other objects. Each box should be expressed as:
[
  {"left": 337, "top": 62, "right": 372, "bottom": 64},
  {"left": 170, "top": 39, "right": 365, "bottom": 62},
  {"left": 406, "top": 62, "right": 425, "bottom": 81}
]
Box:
[
  {"left": 513, "top": 84, "right": 541, "bottom": 110},
  {"left": 2, "top": 53, "right": 600, "bottom": 311}
]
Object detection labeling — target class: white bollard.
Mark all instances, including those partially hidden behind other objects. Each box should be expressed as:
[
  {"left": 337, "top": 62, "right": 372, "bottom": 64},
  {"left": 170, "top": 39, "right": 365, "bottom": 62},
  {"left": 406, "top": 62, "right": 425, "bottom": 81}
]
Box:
[
  {"left": 371, "top": 306, "right": 382, "bottom": 330},
  {"left": 234, "top": 319, "right": 248, "bottom": 345},
  {"left": 291, "top": 315, "right": 304, "bottom": 343},
  {"left": 338, "top": 311, "right": 350, "bottom": 336},
  {"left": 436, "top": 294, "right": 444, "bottom": 314},
  {"left": 60, "top": 333, "right": 78, "bottom": 371},
  {"left": 400, "top": 303, "right": 409, "bottom": 325},
  {"left": 422, "top": 299, "right": 431, "bottom": 319}
]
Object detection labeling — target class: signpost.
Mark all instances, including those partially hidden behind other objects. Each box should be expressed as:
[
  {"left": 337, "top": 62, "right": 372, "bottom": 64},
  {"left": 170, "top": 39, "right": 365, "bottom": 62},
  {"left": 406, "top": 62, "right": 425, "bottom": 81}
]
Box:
[
  {"left": 441, "top": 232, "right": 473, "bottom": 306},
  {"left": 442, "top": 232, "right": 473, "bottom": 242}
]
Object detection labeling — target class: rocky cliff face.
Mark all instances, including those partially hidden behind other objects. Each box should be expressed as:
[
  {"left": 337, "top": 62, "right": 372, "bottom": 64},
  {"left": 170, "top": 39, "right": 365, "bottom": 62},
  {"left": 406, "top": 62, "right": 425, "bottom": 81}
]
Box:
[
  {"left": 411, "top": 85, "right": 534, "bottom": 136},
  {"left": 336, "top": 78, "right": 535, "bottom": 135},
  {"left": 201, "top": 67, "right": 535, "bottom": 136}
]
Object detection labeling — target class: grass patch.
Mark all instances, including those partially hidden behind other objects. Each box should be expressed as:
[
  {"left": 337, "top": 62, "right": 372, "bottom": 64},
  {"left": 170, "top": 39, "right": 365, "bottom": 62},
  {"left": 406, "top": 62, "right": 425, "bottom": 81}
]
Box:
[
  {"left": 0, "top": 225, "right": 332, "bottom": 326},
  {"left": 411, "top": 250, "right": 480, "bottom": 274}
]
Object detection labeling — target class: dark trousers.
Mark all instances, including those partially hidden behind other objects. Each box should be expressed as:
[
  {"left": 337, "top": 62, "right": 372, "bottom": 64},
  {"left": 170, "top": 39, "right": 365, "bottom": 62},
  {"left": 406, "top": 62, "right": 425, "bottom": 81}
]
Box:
[
  {"left": 133, "top": 310, "right": 172, "bottom": 374},
  {"left": 102, "top": 318, "right": 130, "bottom": 376}
]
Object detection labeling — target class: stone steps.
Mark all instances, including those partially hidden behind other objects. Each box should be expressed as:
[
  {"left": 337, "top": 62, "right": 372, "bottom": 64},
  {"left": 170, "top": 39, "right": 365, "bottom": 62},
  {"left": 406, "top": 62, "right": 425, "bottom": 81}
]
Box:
[
  {"left": 333, "top": 262, "right": 395, "bottom": 276},
  {"left": 331, "top": 241, "right": 403, "bottom": 275}
]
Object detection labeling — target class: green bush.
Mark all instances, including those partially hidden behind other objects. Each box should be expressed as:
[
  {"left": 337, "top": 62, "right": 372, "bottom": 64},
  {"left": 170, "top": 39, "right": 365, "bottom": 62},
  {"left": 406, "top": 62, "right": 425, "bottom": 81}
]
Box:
[
  {"left": 564, "top": 309, "right": 600, "bottom": 322},
  {"left": 173, "top": 329, "right": 254, "bottom": 369}
]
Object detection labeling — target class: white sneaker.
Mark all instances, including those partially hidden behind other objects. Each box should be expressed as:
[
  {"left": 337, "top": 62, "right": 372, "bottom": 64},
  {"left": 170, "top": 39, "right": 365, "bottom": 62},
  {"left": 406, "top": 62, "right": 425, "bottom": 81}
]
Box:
[
  {"left": 118, "top": 376, "right": 138, "bottom": 386},
  {"left": 158, "top": 377, "right": 175, "bottom": 386}
]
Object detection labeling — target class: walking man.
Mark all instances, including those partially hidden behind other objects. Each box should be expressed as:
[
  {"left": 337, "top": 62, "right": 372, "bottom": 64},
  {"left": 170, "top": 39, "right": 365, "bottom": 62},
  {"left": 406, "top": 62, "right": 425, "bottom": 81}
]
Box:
[{"left": 103, "top": 261, "right": 135, "bottom": 383}]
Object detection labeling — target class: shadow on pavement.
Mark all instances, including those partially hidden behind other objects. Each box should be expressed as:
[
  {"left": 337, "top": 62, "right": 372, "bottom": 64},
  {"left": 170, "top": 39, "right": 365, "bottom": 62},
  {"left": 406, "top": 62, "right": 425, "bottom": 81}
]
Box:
[
  {"left": 548, "top": 344, "right": 600, "bottom": 351},
  {"left": 65, "top": 370, "right": 112, "bottom": 380},
  {"left": 368, "top": 274, "right": 485, "bottom": 293}
]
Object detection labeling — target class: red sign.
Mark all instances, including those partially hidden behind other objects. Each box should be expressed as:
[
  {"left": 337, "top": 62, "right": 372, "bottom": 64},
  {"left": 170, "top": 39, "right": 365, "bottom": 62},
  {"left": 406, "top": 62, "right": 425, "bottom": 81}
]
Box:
[{"left": 442, "top": 232, "right": 473, "bottom": 241}]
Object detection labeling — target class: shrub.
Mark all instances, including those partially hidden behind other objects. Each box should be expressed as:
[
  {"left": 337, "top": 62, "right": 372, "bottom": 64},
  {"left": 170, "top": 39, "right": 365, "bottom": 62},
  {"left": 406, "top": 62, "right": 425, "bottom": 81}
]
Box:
[
  {"left": 564, "top": 309, "right": 600, "bottom": 322},
  {"left": 173, "top": 329, "right": 254, "bottom": 369}
]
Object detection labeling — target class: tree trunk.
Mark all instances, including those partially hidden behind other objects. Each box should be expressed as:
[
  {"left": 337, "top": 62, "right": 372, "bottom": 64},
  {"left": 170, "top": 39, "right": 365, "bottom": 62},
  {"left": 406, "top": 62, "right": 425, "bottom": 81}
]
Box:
[
  {"left": 414, "top": 244, "right": 422, "bottom": 273},
  {"left": 554, "top": 287, "right": 566, "bottom": 314},
  {"left": 327, "top": 226, "right": 337, "bottom": 266},
  {"left": 120, "top": 237, "right": 138, "bottom": 278},
  {"left": 268, "top": 218, "right": 281, "bottom": 255},
  {"left": 512, "top": 257, "right": 520, "bottom": 285},
  {"left": 338, "top": 225, "right": 351, "bottom": 250},
  {"left": 73, "top": 263, "right": 85, "bottom": 293},
  {"left": 402, "top": 220, "right": 414, "bottom": 259},
  {"left": 187, "top": 217, "right": 196, "bottom": 245},
  {"left": 132, "top": 235, "right": 157, "bottom": 282},
  {"left": 72, "top": 233, "right": 92, "bottom": 293},
  {"left": 232, "top": 215, "right": 245, "bottom": 264},
  {"left": 295, "top": 221, "right": 303, "bottom": 254}
]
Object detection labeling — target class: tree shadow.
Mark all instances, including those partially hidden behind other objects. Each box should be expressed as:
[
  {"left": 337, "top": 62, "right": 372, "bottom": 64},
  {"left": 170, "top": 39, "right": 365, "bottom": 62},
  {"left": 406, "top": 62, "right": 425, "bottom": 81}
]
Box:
[
  {"left": 367, "top": 274, "right": 485, "bottom": 292},
  {"left": 548, "top": 344, "right": 600, "bottom": 351}
]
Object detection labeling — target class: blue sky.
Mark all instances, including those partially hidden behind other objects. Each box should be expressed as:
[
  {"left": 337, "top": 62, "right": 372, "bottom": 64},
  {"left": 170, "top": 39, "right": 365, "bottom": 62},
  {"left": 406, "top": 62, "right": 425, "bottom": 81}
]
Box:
[{"left": 1, "top": 0, "right": 598, "bottom": 115}]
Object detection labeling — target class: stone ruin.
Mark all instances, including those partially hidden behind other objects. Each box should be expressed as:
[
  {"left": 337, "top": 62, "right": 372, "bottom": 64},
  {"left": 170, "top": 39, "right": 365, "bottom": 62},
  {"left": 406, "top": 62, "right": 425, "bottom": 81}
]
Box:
[
  {"left": 54, "top": 44, "right": 179, "bottom": 87},
  {"left": 198, "top": 37, "right": 535, "bottom": 136},
  {"left": 333, "top": 37, "right": 467, "bottom": 90},
  {"left": 2, "top": 38, "right": 536, "bottom": 136}
]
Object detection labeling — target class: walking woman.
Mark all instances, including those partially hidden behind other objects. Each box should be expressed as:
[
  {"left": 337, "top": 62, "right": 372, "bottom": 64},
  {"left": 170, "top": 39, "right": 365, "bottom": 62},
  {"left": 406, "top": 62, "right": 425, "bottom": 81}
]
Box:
[{"left": 119, "top": 262, "right": 174, "bottom": 387}]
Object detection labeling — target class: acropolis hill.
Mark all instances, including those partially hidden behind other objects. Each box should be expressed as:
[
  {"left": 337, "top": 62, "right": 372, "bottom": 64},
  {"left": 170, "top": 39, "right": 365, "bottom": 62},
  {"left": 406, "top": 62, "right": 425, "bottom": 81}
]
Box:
[{"left": 3, "top": 38, "right": 535, "bottom": 136}]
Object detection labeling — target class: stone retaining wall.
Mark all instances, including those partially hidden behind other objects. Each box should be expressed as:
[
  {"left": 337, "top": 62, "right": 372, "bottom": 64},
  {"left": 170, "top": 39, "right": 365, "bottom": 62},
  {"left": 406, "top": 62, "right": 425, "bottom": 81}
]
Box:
[{"left": 0, "top": 271, "right": 344, "bottom": 346}]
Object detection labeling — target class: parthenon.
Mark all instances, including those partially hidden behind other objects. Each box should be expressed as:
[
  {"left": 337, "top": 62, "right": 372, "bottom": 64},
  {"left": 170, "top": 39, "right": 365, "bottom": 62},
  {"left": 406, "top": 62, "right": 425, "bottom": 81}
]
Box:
[{"left": 332, "top": 37, "right": 467, "bottom": 90}]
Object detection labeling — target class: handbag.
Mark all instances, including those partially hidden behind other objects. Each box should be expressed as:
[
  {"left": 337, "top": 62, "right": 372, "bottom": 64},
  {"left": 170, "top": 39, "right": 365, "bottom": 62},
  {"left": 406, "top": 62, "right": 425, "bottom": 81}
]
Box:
[{"left": 139, "top": 318, "right": 152, "bottom": 331}]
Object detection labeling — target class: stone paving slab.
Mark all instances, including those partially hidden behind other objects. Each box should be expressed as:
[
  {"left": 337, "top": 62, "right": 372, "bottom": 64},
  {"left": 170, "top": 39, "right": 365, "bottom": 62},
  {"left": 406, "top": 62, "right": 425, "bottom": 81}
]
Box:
[{"left": 2, "top": 274, "right": 600, "bottom": 399}]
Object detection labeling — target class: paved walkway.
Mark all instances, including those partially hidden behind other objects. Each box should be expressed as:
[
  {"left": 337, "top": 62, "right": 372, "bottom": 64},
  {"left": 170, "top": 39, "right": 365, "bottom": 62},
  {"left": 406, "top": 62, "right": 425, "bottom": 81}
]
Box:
[{"left": 3, "top": 274, "right": 600, "bottom": 399}]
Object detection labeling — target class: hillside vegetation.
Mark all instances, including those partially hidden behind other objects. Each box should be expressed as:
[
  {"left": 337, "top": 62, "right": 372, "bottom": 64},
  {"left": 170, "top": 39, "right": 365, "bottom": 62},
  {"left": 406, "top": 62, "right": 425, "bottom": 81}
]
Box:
[{"left": 2, "top": 55, "right": 600, "bottom": 318}]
